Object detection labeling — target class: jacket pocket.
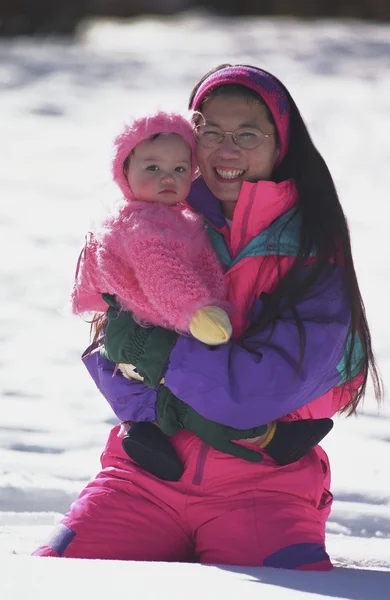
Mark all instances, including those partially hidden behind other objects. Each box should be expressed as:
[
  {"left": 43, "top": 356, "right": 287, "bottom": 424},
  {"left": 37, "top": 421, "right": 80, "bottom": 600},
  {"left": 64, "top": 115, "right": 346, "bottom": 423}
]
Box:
[{"left": 317, "top": 456, "right": 333, "bottom": 511}]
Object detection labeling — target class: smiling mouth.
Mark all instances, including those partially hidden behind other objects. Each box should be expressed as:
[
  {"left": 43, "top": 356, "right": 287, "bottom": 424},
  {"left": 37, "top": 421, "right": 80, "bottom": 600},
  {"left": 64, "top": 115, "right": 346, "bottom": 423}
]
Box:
[{"left": 214, "top": 168, "right": 244, "bottom": 180}]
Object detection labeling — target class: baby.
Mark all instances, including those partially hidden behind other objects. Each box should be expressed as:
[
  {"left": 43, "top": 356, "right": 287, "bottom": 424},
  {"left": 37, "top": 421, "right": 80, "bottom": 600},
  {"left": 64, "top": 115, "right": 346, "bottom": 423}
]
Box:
[{"left": 72, "top": 111, "right": 232, "bottom": 349}]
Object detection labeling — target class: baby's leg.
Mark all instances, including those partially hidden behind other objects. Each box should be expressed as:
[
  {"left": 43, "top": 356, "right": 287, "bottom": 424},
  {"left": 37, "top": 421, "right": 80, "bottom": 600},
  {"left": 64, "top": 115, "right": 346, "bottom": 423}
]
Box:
[{"left": 262, "top": 419, "right": 334, "bottom": 465}]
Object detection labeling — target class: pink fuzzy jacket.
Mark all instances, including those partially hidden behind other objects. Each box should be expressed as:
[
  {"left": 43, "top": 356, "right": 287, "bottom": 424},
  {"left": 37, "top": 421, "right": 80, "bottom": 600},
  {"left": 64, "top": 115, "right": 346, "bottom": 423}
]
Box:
[{"left": 71, "top": 200, "right": 228, "bottom": 332}]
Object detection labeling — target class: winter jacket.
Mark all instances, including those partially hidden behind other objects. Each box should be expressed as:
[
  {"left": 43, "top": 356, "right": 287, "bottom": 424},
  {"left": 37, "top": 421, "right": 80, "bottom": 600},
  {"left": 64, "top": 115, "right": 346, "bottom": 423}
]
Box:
[
  {"left": 83, "top": 177, "right": 363, "bottom": 428},
  {"left": 71, "top": 200, "right": 227, "bottom": 332}
]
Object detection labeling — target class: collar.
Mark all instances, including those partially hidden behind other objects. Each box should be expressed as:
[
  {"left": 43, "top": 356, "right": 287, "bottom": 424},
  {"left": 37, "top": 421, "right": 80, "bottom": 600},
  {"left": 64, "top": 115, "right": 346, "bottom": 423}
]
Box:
[{"left": 186, "top": 176, "right": 298, "bottom": 256}]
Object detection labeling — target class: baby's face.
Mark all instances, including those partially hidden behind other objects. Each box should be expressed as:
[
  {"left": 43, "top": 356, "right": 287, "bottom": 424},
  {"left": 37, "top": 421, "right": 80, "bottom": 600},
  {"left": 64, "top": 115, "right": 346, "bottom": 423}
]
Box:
[{"left": 126, "top": 134, "right": 192, "bottom": 205}]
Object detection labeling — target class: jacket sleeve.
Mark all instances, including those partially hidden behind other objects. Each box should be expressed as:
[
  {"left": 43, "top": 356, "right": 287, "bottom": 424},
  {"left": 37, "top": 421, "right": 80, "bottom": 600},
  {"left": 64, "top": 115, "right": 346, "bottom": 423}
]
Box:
[
  {"left": 71, "top": 234, "right": 112, "bottom": 314},
  {"left": 82, "top": 348, "right": 158, "bottom": 423},
  {"left": 164, "top": 264, "right": 356, "bottom": 429}
]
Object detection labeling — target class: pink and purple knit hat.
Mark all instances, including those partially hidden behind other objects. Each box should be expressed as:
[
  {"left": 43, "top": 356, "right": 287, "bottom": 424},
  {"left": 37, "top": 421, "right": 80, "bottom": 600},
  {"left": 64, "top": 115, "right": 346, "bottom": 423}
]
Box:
[
  {"left": 112, "top": 111, "right": 197, "bottom": 201},
  {"left": 190, "top": 65, "right": 290, "bottom": 166}
]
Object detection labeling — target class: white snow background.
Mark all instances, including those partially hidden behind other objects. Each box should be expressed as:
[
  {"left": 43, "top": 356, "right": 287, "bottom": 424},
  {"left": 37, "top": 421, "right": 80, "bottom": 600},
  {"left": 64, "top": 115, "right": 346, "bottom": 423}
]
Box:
[{"left": 0, "top": 10, "right": 390, "bottom": 599}]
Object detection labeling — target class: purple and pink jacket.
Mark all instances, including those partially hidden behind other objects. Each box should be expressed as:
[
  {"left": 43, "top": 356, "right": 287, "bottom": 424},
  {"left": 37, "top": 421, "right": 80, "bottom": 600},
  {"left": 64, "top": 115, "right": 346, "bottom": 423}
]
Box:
[{"left": 83, "top": 176, "right": 363, "bottom": 429}]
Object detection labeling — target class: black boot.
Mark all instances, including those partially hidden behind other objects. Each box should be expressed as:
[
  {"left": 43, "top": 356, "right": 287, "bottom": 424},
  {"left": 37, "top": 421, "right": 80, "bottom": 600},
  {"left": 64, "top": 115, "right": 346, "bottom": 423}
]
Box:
[
  {"left": 122, "top": 422, "right": 184, "bottom": 481},
  {"left": 265, "top": 418, "right": 334, "bottom": 466}
]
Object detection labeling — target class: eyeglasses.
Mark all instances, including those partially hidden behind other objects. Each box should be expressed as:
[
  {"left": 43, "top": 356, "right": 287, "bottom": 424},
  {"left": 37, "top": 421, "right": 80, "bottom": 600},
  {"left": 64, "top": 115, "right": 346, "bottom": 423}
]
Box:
[{"left": 194, "top": 125, "right": 274, "bottom": 150}]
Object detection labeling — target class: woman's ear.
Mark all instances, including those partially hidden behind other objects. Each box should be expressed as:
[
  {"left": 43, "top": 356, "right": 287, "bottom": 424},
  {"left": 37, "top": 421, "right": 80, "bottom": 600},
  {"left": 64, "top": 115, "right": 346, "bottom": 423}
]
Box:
[{"left": 191, "top": 110, "right": 206, "bottom": 127}]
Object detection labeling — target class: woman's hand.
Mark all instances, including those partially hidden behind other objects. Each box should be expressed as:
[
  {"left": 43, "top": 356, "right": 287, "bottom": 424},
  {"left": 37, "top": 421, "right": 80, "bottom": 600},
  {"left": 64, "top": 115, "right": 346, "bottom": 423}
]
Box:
[
  {"left": 157, "top": 385, "right": 267, "bottom": 462},
  {"left": 118, "top": 421, "right": 131, "bottom": 437},
  {"left": 118, "top": 363, "right": 144, "bottom": 382}
]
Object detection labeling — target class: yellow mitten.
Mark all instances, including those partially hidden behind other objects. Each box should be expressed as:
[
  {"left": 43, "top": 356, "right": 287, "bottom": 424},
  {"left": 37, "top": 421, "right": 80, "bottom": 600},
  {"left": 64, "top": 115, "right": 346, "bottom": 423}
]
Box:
[{"left": 189, "top": 306, "right": 232, "bottom": 345}]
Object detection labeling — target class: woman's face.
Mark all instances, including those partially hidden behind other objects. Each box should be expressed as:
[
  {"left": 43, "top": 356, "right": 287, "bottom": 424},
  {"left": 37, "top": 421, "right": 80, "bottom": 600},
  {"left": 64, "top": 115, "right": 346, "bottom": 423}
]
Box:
[{"left": 195, "top": 95, "right": 279, "bottom": 219}]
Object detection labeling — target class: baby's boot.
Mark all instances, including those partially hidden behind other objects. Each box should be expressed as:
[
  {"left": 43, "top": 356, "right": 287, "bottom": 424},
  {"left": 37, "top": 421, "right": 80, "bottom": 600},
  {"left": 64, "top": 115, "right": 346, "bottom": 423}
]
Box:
[
  {"left": 261, "top": 418, "right": 334, "bottom": 465},
  {"left": 122, "top": 421, "right": 184, "bottom": 481},
  {"left": 189, "top": 306, "right": 232, "bottom": 345}
]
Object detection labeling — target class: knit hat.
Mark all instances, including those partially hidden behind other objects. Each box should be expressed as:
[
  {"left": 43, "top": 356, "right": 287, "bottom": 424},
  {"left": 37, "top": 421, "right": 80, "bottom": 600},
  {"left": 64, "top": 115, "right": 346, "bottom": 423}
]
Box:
[
  {"left": 190, "top": 65, "right": 290, "bottom": 166},
  {"left": 112, "top": 111, "right": 197, "bottom": 201}
]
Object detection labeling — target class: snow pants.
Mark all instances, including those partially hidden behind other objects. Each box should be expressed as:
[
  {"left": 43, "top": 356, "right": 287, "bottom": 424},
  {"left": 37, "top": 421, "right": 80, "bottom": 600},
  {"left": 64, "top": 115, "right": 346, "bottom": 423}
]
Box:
[{"left": 33, "top": 425, "right": 333, "bottom": 569}]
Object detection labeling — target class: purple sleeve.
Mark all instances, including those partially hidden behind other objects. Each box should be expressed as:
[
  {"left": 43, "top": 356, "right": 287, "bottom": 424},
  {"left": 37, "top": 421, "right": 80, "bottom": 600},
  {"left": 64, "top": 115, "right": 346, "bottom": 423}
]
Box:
[
  {"left": 164, "top": 265, "right": 351, "bottom": 429},
  {"left": 82, "top": 349, "right": 157, "bottom": 422}
]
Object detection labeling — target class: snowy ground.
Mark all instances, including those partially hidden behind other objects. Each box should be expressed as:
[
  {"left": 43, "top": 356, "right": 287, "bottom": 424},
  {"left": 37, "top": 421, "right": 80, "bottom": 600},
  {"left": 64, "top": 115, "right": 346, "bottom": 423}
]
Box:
[{"left": 0, "top": 10, "right": 389, "bottom": 598}]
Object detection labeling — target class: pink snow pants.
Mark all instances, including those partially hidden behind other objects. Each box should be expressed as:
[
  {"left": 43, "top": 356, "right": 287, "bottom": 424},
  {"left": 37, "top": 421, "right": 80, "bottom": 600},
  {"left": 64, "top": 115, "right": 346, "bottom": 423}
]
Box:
[{"left": 33, "top": 426, "right": 333, "bottom": 569}]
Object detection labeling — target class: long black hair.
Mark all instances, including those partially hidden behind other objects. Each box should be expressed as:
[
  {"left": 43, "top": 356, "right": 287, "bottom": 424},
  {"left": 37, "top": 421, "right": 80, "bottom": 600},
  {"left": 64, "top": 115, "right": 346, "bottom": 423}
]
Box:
[{"left": 189, "top": 64, "right": 383, "bottom": 414}]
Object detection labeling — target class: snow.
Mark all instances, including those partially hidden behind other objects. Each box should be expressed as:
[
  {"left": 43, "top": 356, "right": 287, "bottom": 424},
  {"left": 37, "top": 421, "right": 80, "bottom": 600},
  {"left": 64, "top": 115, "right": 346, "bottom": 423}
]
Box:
[
  {"left": 3, "top": 556, "right": 390, "bottom": 600},
  {"left": 0, "top": 11, "right": 389, "bottom": 598}
]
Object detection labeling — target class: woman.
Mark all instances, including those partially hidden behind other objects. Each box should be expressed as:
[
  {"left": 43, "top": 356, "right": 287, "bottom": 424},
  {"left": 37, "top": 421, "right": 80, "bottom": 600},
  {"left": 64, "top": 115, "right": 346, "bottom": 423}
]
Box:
[{"left": 33, "top": 64, "right": 382, "bottom": 569}]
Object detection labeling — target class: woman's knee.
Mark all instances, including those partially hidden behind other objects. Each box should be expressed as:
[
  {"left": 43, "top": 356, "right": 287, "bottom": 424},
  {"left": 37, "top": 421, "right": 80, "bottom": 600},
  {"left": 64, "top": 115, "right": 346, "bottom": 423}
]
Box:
[
  {"left": 32, "top": 474, "right": 194, "bottom": 561},
  {"left": 32, "top": 545, "right": 60, "bottom": 558},
  {"left": 195, "top": 492, "right": 330, "bottom": 568},
  {"left": 263, "top": 542, "right": 333, "bottom": 570}
]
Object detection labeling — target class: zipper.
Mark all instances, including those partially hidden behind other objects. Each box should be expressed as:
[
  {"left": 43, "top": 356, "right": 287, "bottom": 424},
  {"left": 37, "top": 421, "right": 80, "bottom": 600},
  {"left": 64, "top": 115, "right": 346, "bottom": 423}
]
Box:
[{"left": 192, "top": 442, "right": 209, "bottom": 486}]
